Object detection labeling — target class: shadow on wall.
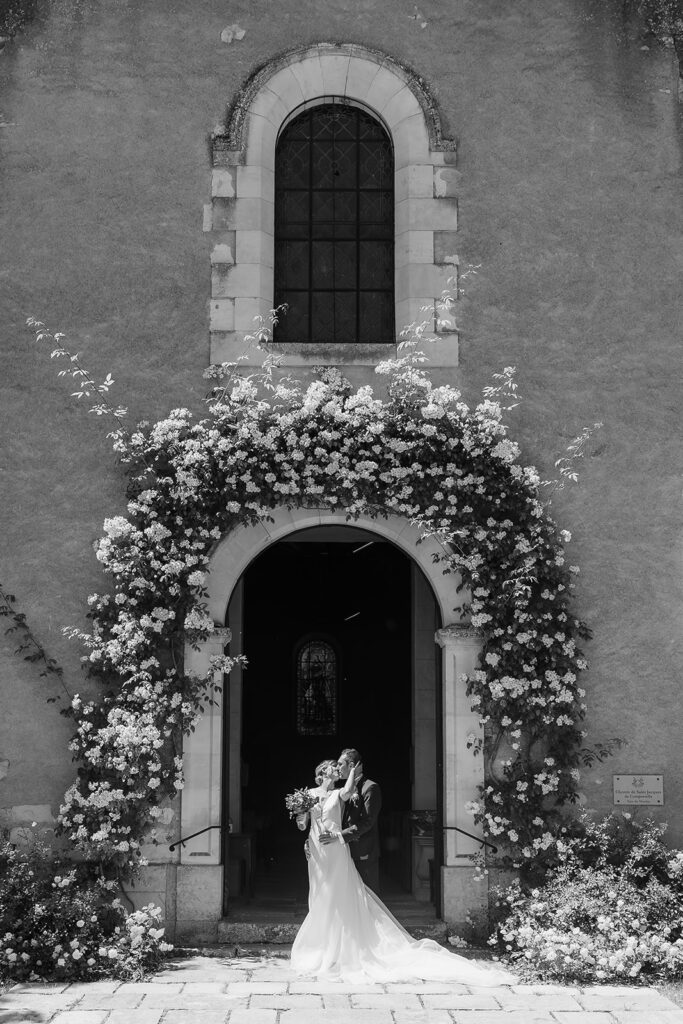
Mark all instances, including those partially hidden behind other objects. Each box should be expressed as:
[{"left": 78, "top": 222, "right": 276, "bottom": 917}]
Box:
[
  {"left": 574, "top": 0, "right": 680, "bottom": 107},
  {"left": 0, "top": 0, "right": 39, "bottom": 43}
]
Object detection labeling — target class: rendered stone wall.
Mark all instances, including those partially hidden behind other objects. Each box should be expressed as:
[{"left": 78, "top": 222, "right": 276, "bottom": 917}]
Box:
[{"left": 0, "top": 0, "right": 681, "bottom": 899}]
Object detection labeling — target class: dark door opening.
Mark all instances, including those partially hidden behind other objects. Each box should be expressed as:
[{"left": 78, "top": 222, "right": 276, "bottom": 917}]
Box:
[{"left": 233, "top": 531, "right": 413, "bottom": 907}]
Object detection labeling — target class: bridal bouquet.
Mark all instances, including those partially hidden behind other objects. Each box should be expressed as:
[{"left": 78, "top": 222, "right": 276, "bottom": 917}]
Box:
[{"left": 285, "top": 788, "right": 318, "bottom": 819}]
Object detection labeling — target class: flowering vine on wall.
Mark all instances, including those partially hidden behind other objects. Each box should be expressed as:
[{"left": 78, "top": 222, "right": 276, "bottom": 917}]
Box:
[{"left": 30, "top": 319, "right": 592, "bottom": 878}]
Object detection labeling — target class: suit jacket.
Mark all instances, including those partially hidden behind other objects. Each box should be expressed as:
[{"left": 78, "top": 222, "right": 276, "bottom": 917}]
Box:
[{"left": 340, "top": 776, "right": 382, "bottom": 862}]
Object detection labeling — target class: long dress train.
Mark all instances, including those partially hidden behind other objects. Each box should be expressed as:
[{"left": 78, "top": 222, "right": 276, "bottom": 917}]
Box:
[{"left": 291, "top": 788, "right": 515, "bottom": 985}]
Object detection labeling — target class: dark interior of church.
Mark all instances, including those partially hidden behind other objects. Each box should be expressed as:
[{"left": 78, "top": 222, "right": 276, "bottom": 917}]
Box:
[{"left": 236, "top": 533, "right": 414, "bottom": 902}]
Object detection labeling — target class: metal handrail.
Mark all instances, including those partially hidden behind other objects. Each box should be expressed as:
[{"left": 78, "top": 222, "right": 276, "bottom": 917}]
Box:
[
  {"left": 170, "top": 822, "right": 497, "bottom": 853},
  {"left": 169, "top": 824, "right": 224, "bottom": 852},
  {"left": 442, "top": 825, "right": 498, "bottom": 853}
]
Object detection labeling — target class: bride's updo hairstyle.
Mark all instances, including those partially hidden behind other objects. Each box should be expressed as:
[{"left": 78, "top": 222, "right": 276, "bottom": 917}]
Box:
[{"left": 314, "top": 759, "right": 336, "bottom": 785}]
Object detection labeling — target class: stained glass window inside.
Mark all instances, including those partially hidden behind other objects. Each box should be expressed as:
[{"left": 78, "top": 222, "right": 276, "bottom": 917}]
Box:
[
  {"left": 274, "top": 103, "right": 394, "bottom": 344},
  {"left": 296, "top": 639, "right": 338, "bottom": 736}
]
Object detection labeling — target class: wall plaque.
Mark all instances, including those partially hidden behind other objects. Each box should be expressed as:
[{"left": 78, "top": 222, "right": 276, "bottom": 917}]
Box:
[{"left": 613, "top": 774, "right": 664, "bottom": 806}]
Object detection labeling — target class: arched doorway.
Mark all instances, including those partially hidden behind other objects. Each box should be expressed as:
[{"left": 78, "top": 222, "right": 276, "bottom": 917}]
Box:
[
  {"left": 178, "top": 508, "right": 486, "bottom": 940},
  {"left": 234, "top": 525, "right": 434, "bottom": 909}
]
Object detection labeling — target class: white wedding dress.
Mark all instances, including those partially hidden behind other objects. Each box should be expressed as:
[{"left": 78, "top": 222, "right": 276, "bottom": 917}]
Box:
[{"left": 291, "top": 788, "right": 515, "bottom": 985}]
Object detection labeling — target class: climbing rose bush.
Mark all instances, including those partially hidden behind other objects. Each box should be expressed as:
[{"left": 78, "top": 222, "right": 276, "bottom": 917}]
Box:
[
  {"left": 0, "top": 837, "right": 172, "bottom": 982},
  {"left": 43, "top": 333, "right": 590, "bottom": 874},
  {"left": 490, "top": 814, "right": 683, "bottom": 982}
]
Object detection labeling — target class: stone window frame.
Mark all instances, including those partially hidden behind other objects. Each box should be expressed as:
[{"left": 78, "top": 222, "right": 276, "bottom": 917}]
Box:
[{"left": 206, "top": 43, "right": 460, "bottom": 368}]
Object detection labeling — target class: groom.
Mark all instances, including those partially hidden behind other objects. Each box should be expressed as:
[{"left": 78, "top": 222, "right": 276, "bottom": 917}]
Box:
[{"left": 320, "top": 747, "right": 382, "bottom": 893}]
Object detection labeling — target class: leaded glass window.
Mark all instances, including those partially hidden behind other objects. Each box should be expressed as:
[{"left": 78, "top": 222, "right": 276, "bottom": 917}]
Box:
[
  {"left": 274, "top": 103, "right": 394, "bottom": 344},
  {"left": 296, "top": 639, "right": 338, "bottom": 736}
]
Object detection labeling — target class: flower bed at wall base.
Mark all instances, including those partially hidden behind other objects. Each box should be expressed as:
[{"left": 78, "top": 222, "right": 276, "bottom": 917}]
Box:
[
  {"left": 45, "top": 338, "right": 590, "bottom": 879},
  {"left": 0, "top": 837, "right": 171, "bottom": 983},
  {"left": 490, "top": 814, "right": 683, "bottom": 983}
]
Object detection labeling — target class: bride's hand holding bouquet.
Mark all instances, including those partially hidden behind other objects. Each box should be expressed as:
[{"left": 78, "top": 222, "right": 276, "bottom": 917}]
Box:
[{"left": 285, "top": 787, "right": 318, "bottom": 829}]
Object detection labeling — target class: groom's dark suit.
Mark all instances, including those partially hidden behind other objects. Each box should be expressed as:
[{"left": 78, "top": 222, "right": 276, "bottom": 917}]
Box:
[{"left": 340, "top": 775, "right": 382, "bottom": 893}]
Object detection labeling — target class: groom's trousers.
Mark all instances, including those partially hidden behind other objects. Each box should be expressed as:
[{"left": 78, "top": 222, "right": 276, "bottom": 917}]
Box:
[{"left": 355, "top": 854, "right": 380, "bottom": 894}]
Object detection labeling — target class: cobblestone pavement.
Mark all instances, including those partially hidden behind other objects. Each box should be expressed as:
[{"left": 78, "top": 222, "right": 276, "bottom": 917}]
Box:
[{"left": 2, "top": 955, "right": 683, "bottom": 1024}]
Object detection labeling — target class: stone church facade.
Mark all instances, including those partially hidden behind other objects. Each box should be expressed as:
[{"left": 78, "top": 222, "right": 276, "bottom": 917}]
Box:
[{"left": 1, "top": 1, "right": 681, "bottom": 942}]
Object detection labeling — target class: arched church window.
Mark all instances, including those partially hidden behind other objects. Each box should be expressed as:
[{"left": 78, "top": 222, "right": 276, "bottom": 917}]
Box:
[
  {"left": 274, "top": 102, "right": 394, "bottom": 345},
  {"left": 295, "top": 638, "right": 338, "bottom": 736}
]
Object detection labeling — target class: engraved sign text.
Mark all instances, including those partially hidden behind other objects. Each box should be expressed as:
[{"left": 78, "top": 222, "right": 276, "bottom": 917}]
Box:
[{"left": 613, "top": 775, "right": 663, "bottom": 806}]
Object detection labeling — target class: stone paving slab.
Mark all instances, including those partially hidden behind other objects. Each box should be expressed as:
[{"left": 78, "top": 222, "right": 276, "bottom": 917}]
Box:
[
  {"left": 351, "top": 992, "right": 423, "bottom": 1009},
  {"left": 281, "top": 1013, "right": 393, "bottom": 1024},
  {"left": 386, "top": 982, "right": 469, "bottom": 993},
  {"left": 8, "top": 983, "right": 71, "bottom": 994},
  {"left": 421, "top": 992, "right": 503, "bottom": 1010},
  {"left": 553, "top": 1014, "right": 616, "bottom": 1024},
  {"left": 140, "top": 993, "right": 248, "bottom": 1011},
  {"left": 288, "top": 980, "right": 383, "bottom": 993},
  {"left": 157, "top": 1013, "right": 229, "bottom": 1024},
  {"left": 157, "top": 969, "right": 250, "bottom": 983},
  {"left": 49, "top": 1013, "right": 109, "bottom": 1024},
  {"left": 228, "top": 982, "right": 288, "bottom": 995},
  {"left": 250, "top": 993, "right": 325, "bottom": 1009},
  {"left": 393, "top": 1013, "right": 454, "bottom": 1024},
  {"left": 579, "top": 988, "right": 678, "bottom": 1010},
  {"left": 450, "top": 1014, "right": 565, "bottom": 1024},
  {"left": 0, "top": 989, "right": 80, "bottom": 1020},
  {"left": 72, "top": 992, "right": 145, "bottom": 1010},
  {"left": 317, "top": 993, "right": 353, "bottom": 1010},
  {"left": 122, "top": 981, "right": 185, "bottom": 994},
  {"left": 1, "top": 952, "right": 683, "bottom": 1023},
  {"left": 105, "top": 1012, "right": 165, "bottom": 1024},
  {"left": 227, "top": 1013, "right": 278, "bottom": 1024},
  {"left": 610, "top": 1014, "right": 683, "bottom": 1024},
  {"left": 496, "top": 990, "right": 584, "bottom": 1010}
]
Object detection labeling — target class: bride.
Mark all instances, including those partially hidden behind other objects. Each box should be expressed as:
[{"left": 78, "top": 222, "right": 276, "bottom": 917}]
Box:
[{"left": 291, "top": 758, "right": 515, "bottom": 984}]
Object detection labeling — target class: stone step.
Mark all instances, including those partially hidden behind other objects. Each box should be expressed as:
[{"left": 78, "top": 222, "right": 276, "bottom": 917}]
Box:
[
  {"left": 217, "top": 917, "right": 448, "bottom": 945},
  {"left": 218, "top": 919, "right": 299, "bottom": 944}
]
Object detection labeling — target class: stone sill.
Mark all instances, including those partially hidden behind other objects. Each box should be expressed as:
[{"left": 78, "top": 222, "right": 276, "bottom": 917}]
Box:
[{"left": 210, "top": 335, "right": 459, "bottom": 368}]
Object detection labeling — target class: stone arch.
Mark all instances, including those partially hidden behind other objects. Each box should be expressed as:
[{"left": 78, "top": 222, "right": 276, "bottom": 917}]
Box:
[
  {"left": 206, "top": 42, "right": 461, "bottom": 370},
  {"left": 223, "top": 43, "right": 452, "bottom": 153},
  {"left": 178, "top": 506, "right": 486, "bottom": 936},
  {"left": 206, "top": 507, "right": 456, "bottom": 625}
]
